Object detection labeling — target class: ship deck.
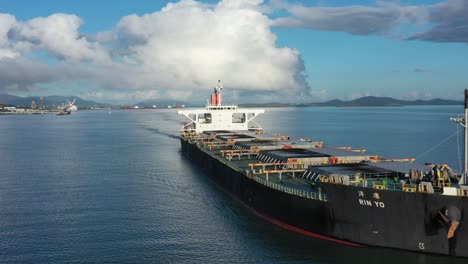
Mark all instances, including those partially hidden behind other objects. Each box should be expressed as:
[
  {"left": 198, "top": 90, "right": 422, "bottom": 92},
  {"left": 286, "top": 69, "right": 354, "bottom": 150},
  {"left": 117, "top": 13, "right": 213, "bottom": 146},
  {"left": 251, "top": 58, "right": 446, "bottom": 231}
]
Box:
[
  {"left": 181, "top": 129, "right": 467, "bottom": 199},
  {"left": 196, "top": 141, "right": 324, "bottom": 199}
]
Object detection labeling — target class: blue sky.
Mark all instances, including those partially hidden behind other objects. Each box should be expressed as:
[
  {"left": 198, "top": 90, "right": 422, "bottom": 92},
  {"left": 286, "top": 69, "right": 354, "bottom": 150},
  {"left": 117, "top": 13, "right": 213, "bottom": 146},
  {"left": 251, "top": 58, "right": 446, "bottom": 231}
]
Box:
[{"left": 0, "top": 0, "right": 467, "bottom": 104}]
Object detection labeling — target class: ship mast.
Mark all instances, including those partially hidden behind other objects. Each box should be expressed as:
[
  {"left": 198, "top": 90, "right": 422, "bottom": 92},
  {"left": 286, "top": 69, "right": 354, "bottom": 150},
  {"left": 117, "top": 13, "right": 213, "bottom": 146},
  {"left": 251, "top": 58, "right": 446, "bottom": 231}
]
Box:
[
  {"left": 451, "top": 89, "right": 468, "bottom": 174},
  {"left": 211, "top": 80, "right": 223, "bottom": 106}
]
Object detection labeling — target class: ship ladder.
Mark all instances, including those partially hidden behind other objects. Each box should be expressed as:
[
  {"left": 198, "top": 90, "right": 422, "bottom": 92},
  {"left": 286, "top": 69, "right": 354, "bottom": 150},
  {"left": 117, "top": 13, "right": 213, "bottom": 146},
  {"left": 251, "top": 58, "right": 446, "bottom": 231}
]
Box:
[
  {"left": 309, "top": 172, "right": 317, "bottom": 181},
  {"left": 309, "top": 172, "right": 318, "bottom": 181},
  {"left": 312, "top": 174, "right": 321, "bottom": 182}
]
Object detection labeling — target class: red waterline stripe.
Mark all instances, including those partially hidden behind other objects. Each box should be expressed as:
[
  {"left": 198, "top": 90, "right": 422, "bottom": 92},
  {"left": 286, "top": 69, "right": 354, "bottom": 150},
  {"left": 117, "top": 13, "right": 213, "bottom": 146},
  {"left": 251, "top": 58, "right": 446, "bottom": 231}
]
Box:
[{"left": 255, "top": 210, "right": 364, "bottom": 247}]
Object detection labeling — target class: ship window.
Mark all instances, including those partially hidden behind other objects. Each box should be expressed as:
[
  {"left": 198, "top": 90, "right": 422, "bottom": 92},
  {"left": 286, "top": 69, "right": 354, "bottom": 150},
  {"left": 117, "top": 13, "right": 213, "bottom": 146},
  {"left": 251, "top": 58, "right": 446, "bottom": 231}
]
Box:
[
  {"left": 232, "top": 113, "right": 245, "bottom": 123},
  {"left": 198, "top": 113, "right": 212, "bottom": 124}
]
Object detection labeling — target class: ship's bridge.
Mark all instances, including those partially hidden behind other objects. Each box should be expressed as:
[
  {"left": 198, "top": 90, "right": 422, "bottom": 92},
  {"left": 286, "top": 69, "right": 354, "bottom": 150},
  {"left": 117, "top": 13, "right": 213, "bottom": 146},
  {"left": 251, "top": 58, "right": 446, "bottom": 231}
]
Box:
[
  {"left": 178, "top": 81, "right": 264, "bottom": 133},
  {"left": 178, "top": 106, "right": 264, "bottom": 133}
]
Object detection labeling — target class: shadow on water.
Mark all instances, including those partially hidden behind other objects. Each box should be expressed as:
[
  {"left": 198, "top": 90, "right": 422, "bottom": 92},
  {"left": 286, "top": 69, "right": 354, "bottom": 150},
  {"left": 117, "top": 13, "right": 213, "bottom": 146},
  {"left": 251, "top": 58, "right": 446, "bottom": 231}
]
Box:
[{"left": 140, "top": 125, "right": 180, "bottom": 139}]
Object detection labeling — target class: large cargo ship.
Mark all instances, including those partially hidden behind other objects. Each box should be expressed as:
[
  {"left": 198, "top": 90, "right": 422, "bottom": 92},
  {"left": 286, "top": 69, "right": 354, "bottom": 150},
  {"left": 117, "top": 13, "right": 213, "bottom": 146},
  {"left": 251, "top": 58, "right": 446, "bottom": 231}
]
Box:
[{"left": 178, "top": 81, "right": 468, "bottom": 257}]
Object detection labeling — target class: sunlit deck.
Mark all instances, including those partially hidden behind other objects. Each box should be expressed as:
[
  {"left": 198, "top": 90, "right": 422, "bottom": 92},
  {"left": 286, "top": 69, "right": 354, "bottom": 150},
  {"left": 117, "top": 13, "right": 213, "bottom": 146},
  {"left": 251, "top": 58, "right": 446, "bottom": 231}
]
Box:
[{"left": 181, "top": 129, "right": 467, "bottom": 199}]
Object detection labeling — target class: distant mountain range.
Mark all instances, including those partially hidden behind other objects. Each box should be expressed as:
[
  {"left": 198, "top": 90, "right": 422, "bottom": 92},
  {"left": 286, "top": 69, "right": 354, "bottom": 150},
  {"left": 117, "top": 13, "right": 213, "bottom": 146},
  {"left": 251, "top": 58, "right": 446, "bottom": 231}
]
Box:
[
  {"left": 0, "top": 94, "right": 462, "bottom": 109},
  {"left": 0, "top": 93, "right": 184, "bottom": 108},
  {"left": 0, "top": 94, "right": 111, "bottom": 108},
  {"left": 240, "top": 96, "right": 462, "bottom": 107}
]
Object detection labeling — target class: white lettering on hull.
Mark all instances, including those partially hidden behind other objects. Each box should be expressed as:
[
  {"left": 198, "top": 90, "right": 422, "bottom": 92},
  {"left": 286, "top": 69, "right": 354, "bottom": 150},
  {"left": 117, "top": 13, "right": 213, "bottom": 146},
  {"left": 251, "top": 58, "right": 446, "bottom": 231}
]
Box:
[
  {"left": 373, "top": 201, "right": 385, "bottom": 208},
  {"left": 358, "top": 191, "right": 385, "bottom": 208}
]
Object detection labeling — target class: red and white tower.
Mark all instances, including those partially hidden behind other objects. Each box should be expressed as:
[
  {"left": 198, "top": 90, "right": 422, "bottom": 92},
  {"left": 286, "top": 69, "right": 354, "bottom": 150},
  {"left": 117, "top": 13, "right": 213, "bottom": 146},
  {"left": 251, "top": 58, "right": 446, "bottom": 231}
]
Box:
[{"left": 211, "top": 80, "right": 223, "bottom": 106}]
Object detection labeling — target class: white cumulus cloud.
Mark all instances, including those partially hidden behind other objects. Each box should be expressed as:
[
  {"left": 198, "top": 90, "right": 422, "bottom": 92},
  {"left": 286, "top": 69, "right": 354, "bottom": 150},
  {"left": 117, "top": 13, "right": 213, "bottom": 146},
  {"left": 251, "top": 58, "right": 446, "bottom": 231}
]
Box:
[
  {"left": 0, "top": 14, "right": 19, "bottom": 59},
  {"left": 10, "top": 13, "right": 110, "bottom": 63},
  {"left": 116, "top": 0, "right": 309, "bottom": 95},
  {"left": 0, "top": 0, "right": 310, "bottom": 104}
]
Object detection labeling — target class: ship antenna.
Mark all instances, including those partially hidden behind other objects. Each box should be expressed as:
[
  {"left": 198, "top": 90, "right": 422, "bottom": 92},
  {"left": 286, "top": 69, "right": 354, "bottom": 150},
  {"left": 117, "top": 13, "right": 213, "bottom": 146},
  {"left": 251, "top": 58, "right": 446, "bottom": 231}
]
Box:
[
  {"left": 451, "top": 89, "right": 468, "bottom": 179},
  {"left": 216, "top": 80, "right": 223, "bottom": 95}
]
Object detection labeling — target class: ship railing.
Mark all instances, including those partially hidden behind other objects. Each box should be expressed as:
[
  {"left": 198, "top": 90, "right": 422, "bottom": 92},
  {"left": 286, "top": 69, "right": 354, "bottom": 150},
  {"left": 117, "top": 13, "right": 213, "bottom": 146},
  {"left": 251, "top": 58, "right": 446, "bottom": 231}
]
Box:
[
  {"left": 263, "top": 169, "right": 307, "bottom": 181},
  {"left": 189, "top": 138, "right": 208, "bottom": 145},
  {"left": 224, "top": 150, "right": 259, "bottom": 161},
  {"left": 184, "top": 134, "right": 208, "bottom": 141},
  {"left": 386, "top": 182, "right": 404, "bottom": 191},
  {"left": 248, "top": 162, "right": 305, "bottom": 173},
  {"left": 190, "top": 136, "right": 216, "bottom": 145},
  {"left": 350, "top": 177, "right": 448, "bottom": 193},
  {"left": 347, "top": 172, "right": 405, "bottom": 190},
  {"left": 360, "top": 172, "right": 401, "bottom": 179},
  {"left": 226, "top": 152, "right": 257, "bottom": 160},
  {"left": 349, "top": 177, "right": 402, "bottom": 190},
  {"left": 254, "top": 176, "right": 327, "bottom": 201},
  {"left": 202, "top": 140, "right": 233, "bottom": 150},
  {"left": 322, "top": 173, "right": 447, "bottom": 194}
]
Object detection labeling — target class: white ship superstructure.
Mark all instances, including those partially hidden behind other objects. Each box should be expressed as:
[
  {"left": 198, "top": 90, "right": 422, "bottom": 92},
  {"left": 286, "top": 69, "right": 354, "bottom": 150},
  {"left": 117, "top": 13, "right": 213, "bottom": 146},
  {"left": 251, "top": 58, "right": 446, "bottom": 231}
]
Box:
[{"left": 178, "top": 81, "right": 264, "bottom": 133}]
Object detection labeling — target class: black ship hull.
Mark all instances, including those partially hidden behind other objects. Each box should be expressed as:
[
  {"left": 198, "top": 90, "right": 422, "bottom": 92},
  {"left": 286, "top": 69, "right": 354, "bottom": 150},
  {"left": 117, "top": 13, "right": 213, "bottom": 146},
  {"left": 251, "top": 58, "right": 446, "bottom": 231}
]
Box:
[{"left": 181, "top": 138, "right": 468, "bottom": 257}]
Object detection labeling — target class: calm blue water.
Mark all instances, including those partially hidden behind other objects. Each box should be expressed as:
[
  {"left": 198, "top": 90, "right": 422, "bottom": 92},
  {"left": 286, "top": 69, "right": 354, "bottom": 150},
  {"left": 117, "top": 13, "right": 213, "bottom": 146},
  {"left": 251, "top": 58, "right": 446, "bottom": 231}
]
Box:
[{"left": 0, "top": 106, "right": 467, "bottom": 264}]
